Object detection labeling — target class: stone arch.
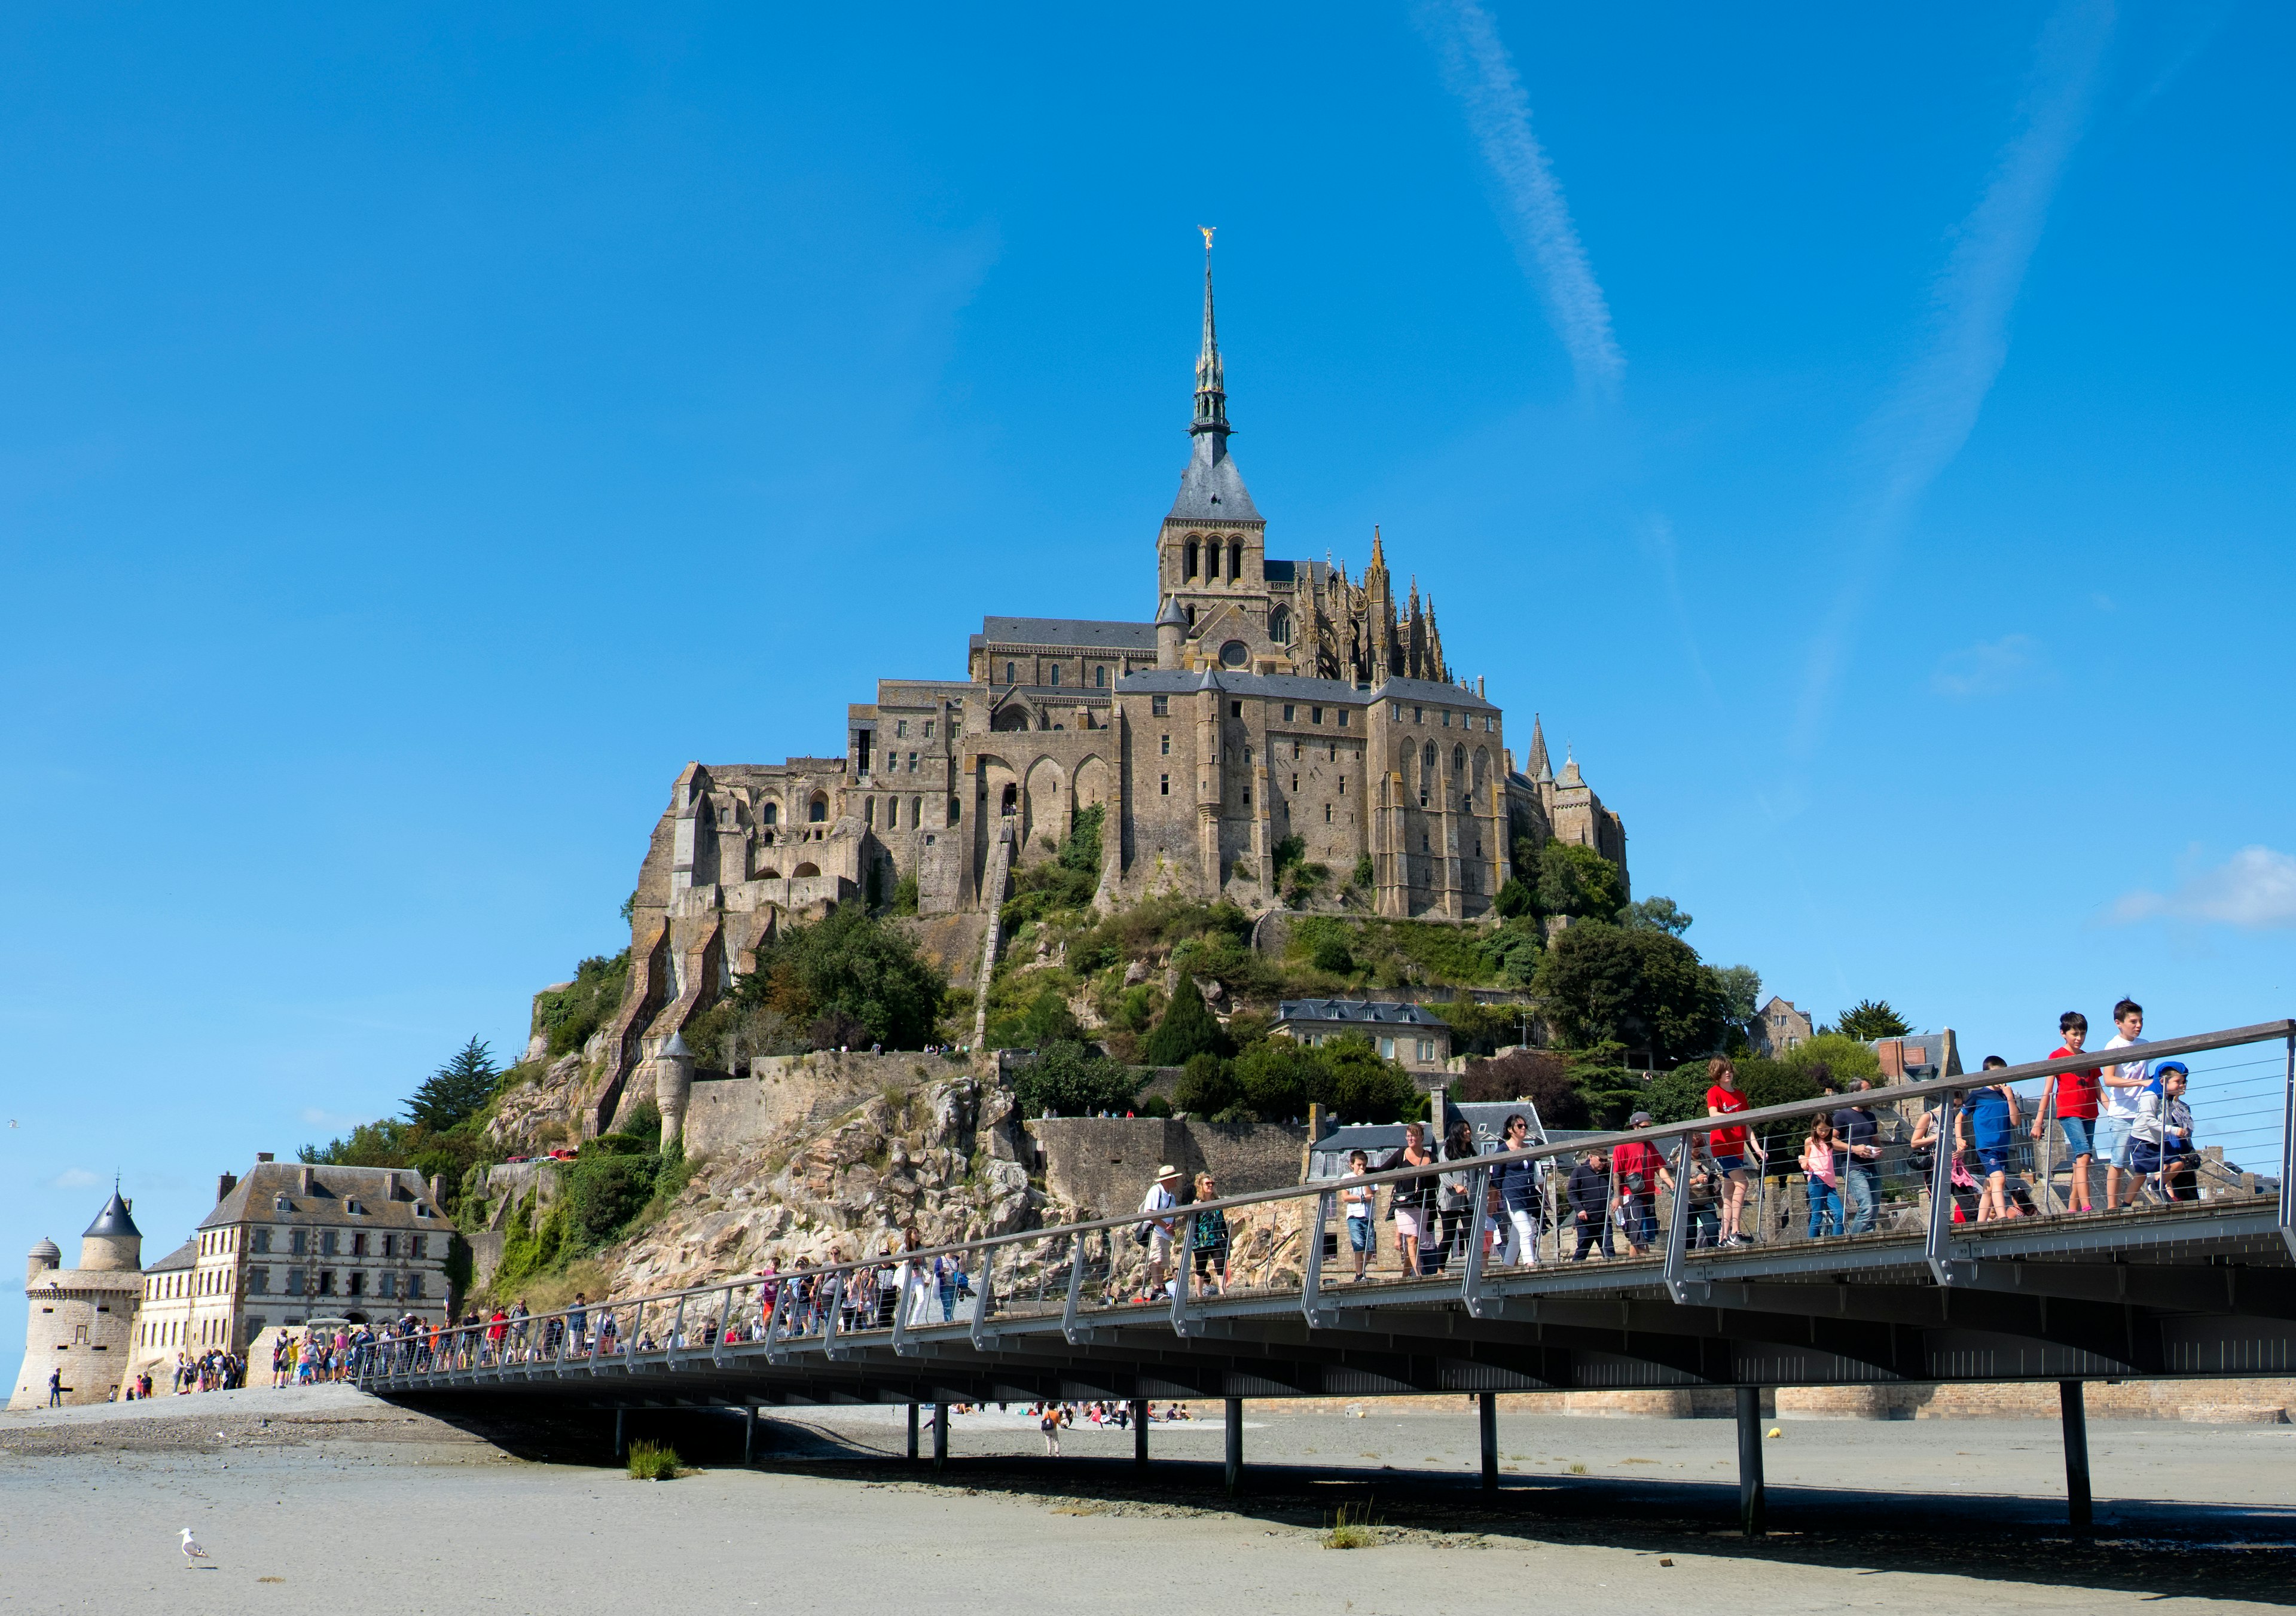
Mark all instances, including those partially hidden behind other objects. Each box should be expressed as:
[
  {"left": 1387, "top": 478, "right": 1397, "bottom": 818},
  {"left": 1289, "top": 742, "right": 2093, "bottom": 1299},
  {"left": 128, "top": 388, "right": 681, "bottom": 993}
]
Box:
[
  {"left": 991, "top": 705, "right": 1030, "bottom": 732},
  {"left": 1452, "top": 743, "right": 1465, "bottom": 773},
  {"left": 1472, "top": 747, "right": 1490, "bottom": 792},
  {"left": 1268, "top": 604, "right": 1291, "bottom": 644},
  {"left": 761, "top": 801, "right": 778, "bottom": 826},
  {"left": 758, "top": 866, "right": 781, "bottom": 879},
  {"left": 807, "top": 791, "right": 828, "bottom": 823},
  {"left": 1023, "top": 756, "right": 1065, "bottom": 856},
  {"left": 1073, "top": 754, "right": 1112, "bottom": 815},
  {"left": 792, "top": 861, "right": 820, "bottom": 878}
]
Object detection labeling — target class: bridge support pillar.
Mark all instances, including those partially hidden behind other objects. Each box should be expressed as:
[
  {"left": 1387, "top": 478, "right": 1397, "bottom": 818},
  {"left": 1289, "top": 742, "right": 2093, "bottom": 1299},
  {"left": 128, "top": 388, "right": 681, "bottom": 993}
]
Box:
[
  {"left": 743, "top": 1404, "right": 757, "bottom": 1465},
  {"left": 1224, "top": 1398, "right": 1243, "bottom": 1496},
  {"left": 1479, "top": 1392, "right": 1498, "bottom": 1492},
  {"left": 1735, "top": 1386, "right": 1765, "bottom": 1538},
  {"left": 908, "top": 1403, "right": 920, "bottom": 1462},
  {"left": 1132, "top": 1400, "right": 1150, "bottom": 1468},
  {"left": 2059, "top": 1380, "right": 2092, "bottom": 1531},
  {"left": 932, "top": 1403, "right": 948, "bottom": 1472},
  {"left": 614, "top": 1408, "right": 626, "bottom": 1462}
]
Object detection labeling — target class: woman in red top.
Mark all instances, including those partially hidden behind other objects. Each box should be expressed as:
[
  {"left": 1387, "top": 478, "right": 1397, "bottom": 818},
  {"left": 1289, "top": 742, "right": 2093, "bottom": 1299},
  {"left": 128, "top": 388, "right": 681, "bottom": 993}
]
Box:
[{"left": 1705, "top": 1057, "right": 1765, "bottom": 1249}]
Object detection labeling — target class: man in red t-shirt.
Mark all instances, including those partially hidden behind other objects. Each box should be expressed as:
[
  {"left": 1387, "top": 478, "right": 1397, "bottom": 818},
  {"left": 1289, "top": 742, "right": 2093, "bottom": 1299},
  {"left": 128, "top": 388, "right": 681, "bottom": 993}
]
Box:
[
  {"left": 1610, "top": 1114, "right": 1672, "bottom": 1257},
  {"left": 2032, "top": 1010, "right": 2101, "bottom": 1212},
  {"left": 1704, "top": 1058, "right": 1765, "bottom": 1249}
]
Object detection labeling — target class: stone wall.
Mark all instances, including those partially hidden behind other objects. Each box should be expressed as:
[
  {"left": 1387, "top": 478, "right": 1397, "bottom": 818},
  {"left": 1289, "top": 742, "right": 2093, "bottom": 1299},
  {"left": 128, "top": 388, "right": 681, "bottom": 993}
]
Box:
[
  {"left": 1026, "top": 1116, "right": 1309, "bottom": 1220},
  {"left": 682, "top": 1050, "right": 990, "bottom": 1159}
]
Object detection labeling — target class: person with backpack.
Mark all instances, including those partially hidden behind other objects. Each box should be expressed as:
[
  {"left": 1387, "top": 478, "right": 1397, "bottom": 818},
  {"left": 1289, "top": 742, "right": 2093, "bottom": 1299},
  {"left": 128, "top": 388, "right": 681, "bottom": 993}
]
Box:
[
  {"left": 1492, "top": 1114, "right": 1543, "bottom": 1267},
  {"left": 1188, "top": 1172, "right": 1231, "bottom": 1294},
  {"left": 1135, "top": 1165, "right": 1183, "bottom": 1300},
  {"left": 1566, "top": 1149, "right": 1614, "bottom": 1261},
  {"left": 1611, "top": 1112, "right": 1671, "bottom": 1257},
  {"left": 1375, "top": 1124, "right": 1440, "bottom": 1278},
  {"left": 1957, "top": 1059, "right": 2023, "bottom": 1221}
]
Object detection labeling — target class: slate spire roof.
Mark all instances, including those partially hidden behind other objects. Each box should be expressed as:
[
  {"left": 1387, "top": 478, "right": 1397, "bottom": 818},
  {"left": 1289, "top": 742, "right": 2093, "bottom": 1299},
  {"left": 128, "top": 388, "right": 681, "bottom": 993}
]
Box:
[
  {"left": 83, "top": 1186, "right": 141, "bottom": 1240},
  {"left": 1168, "top": 233, "right": 1261, "bottom": 524}
]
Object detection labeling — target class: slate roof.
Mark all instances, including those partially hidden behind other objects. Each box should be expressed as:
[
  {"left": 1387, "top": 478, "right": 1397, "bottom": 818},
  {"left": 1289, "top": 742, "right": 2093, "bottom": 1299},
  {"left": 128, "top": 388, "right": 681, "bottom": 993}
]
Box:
[
  {"left": 199, "top": 1164, "right": 444, "bottom": 1232},
  {"left": 84, "top": 1189, "right": 141, "bottom": 1239},
  {"left": 1275, "top": 998, "right": 1451, "bottom": 1029},
  {"left": 974, "top": 617, "right": 1159, "bottom": 652},
  {"left": 1115, "top": 667, "right": 1366, "bottom": 704},
  {"left": 1367, "top": 677, "right": 1499, "bottom": 714},
  {"left": 1166, "top": 437, "right": 1263, "bottom": 524},
  {"left": 145, "top": 1238, "right": 198, "bottom": 1274}
]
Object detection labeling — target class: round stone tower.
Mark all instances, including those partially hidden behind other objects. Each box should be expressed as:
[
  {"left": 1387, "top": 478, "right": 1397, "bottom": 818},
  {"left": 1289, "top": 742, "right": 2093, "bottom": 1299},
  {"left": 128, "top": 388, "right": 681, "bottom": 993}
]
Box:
[
  {"left": 654, "top": 1031, "right": 695, "bottom": 1154},
  {"left": 1156, "top": 595, "right": 1188, "bottom": 670},
  {"left": 78, "top": 1189, "right": 142, "bottom": 1272},
  {"left": 24, "top": 1238, "right": 59, "bottom": 1290}
]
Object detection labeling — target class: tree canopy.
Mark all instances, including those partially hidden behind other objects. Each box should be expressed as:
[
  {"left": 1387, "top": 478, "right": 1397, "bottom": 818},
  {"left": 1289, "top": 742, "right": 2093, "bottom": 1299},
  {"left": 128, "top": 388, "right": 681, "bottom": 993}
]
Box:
[
  {"left": 1834, "top": 998, "right": 1911, "bottom": 1040},
  {"left": 1531, "top": 922, "right": 1726, "bottom": 1068},
  {"left": 1012, "top": 1040, "right": 1138, "bottom": 1117},
  {"left": 1532, "top": 841, "right": 1622, "bottom": 921},
  {"left": 734, "top": 901, "right": 944, "bottom": 1050},
  {"left": 1140, "top": 974, "right": 1234, "bottom": 1066},
  {"left": 1617, "top": 896, "right": 1692, "bottom": 935},
  {"left": 405, "top": 1037, "right": 500, "bottom": 1132}
]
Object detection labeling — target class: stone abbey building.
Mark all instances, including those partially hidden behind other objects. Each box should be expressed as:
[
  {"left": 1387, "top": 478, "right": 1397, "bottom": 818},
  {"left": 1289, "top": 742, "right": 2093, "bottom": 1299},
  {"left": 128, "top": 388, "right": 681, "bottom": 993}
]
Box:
[{"left": 595, "top": 251, "right": 1627, "bottom": 1128}]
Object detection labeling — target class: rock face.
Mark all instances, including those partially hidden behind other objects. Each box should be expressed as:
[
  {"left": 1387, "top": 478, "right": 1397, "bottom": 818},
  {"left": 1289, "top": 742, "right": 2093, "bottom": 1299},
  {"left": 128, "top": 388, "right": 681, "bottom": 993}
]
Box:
[{"left": 601, "top": 1073, "right": 1044, "bottom": 1298}]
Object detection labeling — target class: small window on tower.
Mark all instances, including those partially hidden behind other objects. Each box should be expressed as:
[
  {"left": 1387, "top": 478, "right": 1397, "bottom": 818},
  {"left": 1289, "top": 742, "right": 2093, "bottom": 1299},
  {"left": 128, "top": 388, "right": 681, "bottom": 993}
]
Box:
[
  {"left": 1283, "top": 704, "right": 1294, "bottom": 722},
  {"left": 1005, "top": 661, "right": 1016, "bottom": 684},
  {"left": 1338, "top": 710, "right": 1349, "bottom": 728},
  {"left": 1160, "top": 734, "right": 1170, "bottom": 755},
  {"left": 1159, "top": 774, "right": 1170, "bottom": 796},
  {"left": 1151, "top": 695, "right": 1170, "bottom": 717}
]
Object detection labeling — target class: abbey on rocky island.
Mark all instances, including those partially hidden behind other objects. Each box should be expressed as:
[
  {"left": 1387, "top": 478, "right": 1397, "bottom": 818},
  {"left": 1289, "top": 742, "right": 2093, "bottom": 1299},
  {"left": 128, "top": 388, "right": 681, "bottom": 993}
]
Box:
[{"left": 593, "top": 247, "right": 1628, "bottom": 1131}]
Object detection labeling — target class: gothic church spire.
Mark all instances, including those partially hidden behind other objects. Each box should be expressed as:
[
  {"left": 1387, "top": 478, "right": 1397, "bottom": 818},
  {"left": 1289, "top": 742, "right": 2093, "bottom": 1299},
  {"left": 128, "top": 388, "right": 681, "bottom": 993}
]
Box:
[{"left": 1191, "top": 227, "right": 1228, "bottom": 443}]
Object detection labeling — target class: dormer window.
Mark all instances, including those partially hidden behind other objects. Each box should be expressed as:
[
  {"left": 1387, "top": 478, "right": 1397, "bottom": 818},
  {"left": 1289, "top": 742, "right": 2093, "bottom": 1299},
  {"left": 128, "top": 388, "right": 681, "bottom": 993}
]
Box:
[
  {"left": 274, "top": 1196, "right": 294, "bottom": 1212},
  {"left": 415, "top": 1203, "right": 433, "bottom": 1218},
  {"left": 345, "top": 1198, "right": 364, "bottom": 1216}
]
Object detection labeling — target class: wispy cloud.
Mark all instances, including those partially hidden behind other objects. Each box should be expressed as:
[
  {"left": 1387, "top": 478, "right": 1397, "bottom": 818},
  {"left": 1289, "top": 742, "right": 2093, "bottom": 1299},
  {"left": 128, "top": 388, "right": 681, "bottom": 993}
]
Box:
[
  {"left": 2110, "top": 847, "right": 2296, "bottom": 930},
  {"left": 1931, "top": 633, "right": 2047, "bottom": 698},
  {"left": 1791, "top": 0, "right": 2114, "bottom": 759},
  {"left": 1415, "top": 0, "right": 1623, "bottom": 396},
  {"left": 49, "top": 1168, "right": 102, "bottom": 1190}
]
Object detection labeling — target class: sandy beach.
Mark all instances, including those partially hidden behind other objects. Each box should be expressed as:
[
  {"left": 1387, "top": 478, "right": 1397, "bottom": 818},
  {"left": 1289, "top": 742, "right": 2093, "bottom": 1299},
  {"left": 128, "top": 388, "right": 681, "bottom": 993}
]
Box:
[{"left": 2, "top": 1387, "right": 2291, "bottom": 1614}]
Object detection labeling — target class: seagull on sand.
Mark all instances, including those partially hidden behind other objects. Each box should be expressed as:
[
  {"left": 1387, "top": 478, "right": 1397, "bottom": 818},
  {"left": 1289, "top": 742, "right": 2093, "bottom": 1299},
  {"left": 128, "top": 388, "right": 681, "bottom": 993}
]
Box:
[{"left": 180, "top": 1528, "right": 212, "bottom": 1568}]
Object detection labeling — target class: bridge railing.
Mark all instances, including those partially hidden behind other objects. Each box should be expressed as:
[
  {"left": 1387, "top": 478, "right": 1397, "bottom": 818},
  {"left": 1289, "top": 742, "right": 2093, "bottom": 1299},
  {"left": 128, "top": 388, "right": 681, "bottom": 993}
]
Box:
[{"left": 352, "top": 1018, "right": 2293, "bottom": 1387}]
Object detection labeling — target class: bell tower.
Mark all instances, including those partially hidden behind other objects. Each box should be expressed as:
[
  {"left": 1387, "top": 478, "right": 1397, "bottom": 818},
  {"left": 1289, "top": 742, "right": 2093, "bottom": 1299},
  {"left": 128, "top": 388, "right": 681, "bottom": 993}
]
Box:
[{"left": 1155, "top": 230, "right": 1274, "bottom": 666}]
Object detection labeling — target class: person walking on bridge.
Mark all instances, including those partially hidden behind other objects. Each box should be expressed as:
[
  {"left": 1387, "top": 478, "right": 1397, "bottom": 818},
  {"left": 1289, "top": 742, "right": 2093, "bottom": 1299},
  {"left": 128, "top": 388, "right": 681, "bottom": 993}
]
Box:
[
  {"left": 1377, "top": 1124, "right": 1440, "bottom": 1277},
  {"left": 2099, "top": 998, "right": 2153, "bottom": 1212},
  {"left": 1137, "top": 1165, "right": 1183, "bottom": 1300},
  {"left": 1705, "top": 1058, "right": 1762, "bottom": 1248},
  {"left": 2037, "top": 1013, "right": 2102, "bottom": 1214},
  {"left": 1833, "top": 1081, "right": 1883, "bottom": 1235}
]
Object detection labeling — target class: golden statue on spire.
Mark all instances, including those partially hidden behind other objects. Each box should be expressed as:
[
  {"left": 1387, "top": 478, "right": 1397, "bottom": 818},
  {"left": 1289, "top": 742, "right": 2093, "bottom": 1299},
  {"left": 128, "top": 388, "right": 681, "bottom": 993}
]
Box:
[{"left": 1200, "top": 225, "right": 1216, "bottom": 251}]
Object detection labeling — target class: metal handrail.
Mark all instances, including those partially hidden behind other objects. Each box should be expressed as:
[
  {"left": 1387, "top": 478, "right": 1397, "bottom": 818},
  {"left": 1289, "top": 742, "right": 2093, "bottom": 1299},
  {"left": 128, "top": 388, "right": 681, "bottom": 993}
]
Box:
[{"left": 353, "top": 1016, "right": 2293, "bottom": 1387}]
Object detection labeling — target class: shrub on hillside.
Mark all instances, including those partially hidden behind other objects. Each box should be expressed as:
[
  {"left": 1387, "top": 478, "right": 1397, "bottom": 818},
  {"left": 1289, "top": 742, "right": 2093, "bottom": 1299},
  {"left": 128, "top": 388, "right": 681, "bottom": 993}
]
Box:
[
  {"left": 1141, "top": 975, "right": 1234, "bottom": 1066},
  {"left": 1012, "top": 1040, "right": 1139, "bottom": 1117}
]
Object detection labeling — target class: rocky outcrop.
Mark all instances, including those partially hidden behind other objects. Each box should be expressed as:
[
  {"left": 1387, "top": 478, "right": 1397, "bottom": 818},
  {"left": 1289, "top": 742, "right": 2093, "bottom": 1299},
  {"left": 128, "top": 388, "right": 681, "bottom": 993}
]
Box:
[{"left": 602, "top": 1072, "right": 1042, "bottom": 1297}]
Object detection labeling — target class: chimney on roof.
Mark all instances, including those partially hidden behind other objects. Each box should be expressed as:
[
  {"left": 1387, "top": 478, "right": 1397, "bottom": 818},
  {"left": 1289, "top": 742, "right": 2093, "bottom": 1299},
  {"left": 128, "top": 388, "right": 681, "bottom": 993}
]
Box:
[
  {"left": 256, "top": 1151, "right": 274, "bottom": 1163},
  {"left": 428, "top": 1174, "right": 447, "bottom": 1208},
  {"left": 216, "top": 1172, "right": 239, "bottom": 1205},
  {"left": 299, "top": 1166, "right": 315, "bottom": 1195}
]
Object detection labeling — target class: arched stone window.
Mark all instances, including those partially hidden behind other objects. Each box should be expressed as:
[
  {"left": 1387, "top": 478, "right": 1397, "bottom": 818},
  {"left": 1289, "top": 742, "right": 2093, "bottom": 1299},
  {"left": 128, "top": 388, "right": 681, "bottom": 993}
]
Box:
[
  {"left": 758, "top": 867, "right": 780, "bottom": 880},
  {"left": 1186, "top": 539, "right": 1200, "bottom": 578},
  {"left": 807, "top": 793, "right": 828, "bottom": 823},
  {"left": 762, "top": 801, "right": 779, "bottom": 826},
  {"left": 1004, "top": 661, "right": 1017, "bottom": 685},
  {"left": 865, "top": 799, "right": 875, "bottom": 827},
  {"left": 1048, "top": 664, "right": 1062, "bottom": 688},
  {"left": 1205, "top": 542, "right": 1220, "bottom": 580},
  {"left": 1268, "top": 606, "right": 1291, "bottom": 644},
  {"left": 1453, "top": 743, "right": 1465, "bottom": 772},
  {"left": 909, "top": 796, "right": 923, "bottom": 828},
  {"left": 1228, "top": 540, "right": 1243, "bottom": 581},
  {"left": 792, "top": 862, "right": 820, "bottom": 878},
  {"left": 1095, "top": 665, "right": 1108, "bottom": 688},
  {"left": 1422, "top": 742, "right": 1438, "bottom": 771},
  {"left": 991, "top": 706, "right": 1029, "bottom": 732}
]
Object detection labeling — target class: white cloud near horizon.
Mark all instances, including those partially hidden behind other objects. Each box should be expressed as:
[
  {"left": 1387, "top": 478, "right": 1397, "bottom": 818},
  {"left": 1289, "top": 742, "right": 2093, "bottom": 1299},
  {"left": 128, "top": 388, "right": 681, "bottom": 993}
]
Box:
[
  {"left": 1791, "top": 0, "right": 2114, "bottom": 759},
  {"left": 48, "top": 1168, "right": 101, "bottom": 1190},
  {"left": 1416, "top": 0, "right": 1623, "bottom": 396},
  {"left": 2110, "top": 847, "right": 2296, "bottom": 930},
  {"left": 1931, "top": 633, "right": 2047, "bottom": 698}
]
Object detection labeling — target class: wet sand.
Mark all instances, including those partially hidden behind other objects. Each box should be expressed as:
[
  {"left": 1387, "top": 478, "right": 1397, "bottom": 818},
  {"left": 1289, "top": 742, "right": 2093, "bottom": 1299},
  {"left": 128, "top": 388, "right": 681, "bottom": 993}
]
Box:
[{"left": 1, "top": 1388, "right": 2289, "bottom": 1614}]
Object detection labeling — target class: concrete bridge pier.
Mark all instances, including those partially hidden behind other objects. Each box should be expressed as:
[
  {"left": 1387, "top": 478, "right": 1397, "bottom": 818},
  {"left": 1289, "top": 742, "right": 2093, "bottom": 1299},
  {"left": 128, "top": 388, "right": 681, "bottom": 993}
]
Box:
[
  {"left": 1132, "top": 1399, "right": 1149, "bottom": 1467},
  {"left": 1735, "top": 1386, "right": 1765, "bottom": 1538},
  {"left": 743, "top": 1403, "right": 758, "bottom": 1465},
  {"left": 614, "top": 1408, "right": 627, "bottom": 1462},
  {"left": 932, "top": 1402, "right": 948, "bottom": 1471},
  {"left": 1224, "top": 1398, "right": 1243, "bottom": 1495},
  {"left": 2059, "top": 1381, "right": 2093, "bottom": 1531},
  {"left": 907, "top": 1403, "right": 920, "bottom": 1462},
  {"left": 1478, "top": 1392, "right": 1498, "bottom": 1491}
]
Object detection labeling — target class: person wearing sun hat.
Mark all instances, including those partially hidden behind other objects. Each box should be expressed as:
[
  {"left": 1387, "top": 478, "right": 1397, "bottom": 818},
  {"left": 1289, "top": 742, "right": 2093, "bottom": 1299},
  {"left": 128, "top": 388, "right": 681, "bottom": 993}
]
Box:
[{"left": 1136, "top": 1164, "right": 1183, "bottom": 1299}]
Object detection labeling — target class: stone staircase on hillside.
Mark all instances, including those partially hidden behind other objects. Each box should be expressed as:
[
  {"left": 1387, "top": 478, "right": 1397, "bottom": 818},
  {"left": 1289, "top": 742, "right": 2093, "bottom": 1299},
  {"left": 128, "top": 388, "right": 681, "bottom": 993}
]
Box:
[{"left": 972, "top": 823, "right": 1016, "bottom": 1047}]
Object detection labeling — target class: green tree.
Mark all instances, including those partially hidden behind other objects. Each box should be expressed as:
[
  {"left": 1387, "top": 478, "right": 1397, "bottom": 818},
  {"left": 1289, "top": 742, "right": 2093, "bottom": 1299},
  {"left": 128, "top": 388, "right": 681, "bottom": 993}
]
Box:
[
  {"left": 405, "top": 1037, "right": 500, "bottom": 1133},
  {"left": 738, "top": 902, "right": 944, "bottom": 1049},
  {"left": 1453, "top": 1049, "right": 1593, "bottom": 1131},
  {"left": 1482, "top": 918, "right": 1542, "bottom": 988},
  {"left": 1351, "top": 854, "right": 1375, "bottom": 889},
  {"left": 1234, "top": 1040, "right": 1323, "bottom": 1120},
  {"left": 1708, "top": 964, "right": 1762, "bottom": 1050},
  {"left": 1173, "top": 1051, "right": 1239, "bottom": 1116},
  {"left": 1834, "top": 998, "right": 1911, "bottom": 1040},
  {"left": 1534, "top": 842, "right": 1623, "bottom": 921},
  {"left": 1314, "top": 1035, "right": 1425, "bottom": 1125},
  {"left": 1140, "top": 975, "right": 1234, "bottom": 1066},
  {"left": 1492, "top": 877, "right": 1535, "bottom": 919},
  {"left": 1618, "top": 896, "right": 1692, "bottom": 935},
  {"left": 1012, "top": 1040, "right": 1139, "bottom": 1117},
  {"left": 1531, "top": 923, "right": 1725, "bottom": 1067}
]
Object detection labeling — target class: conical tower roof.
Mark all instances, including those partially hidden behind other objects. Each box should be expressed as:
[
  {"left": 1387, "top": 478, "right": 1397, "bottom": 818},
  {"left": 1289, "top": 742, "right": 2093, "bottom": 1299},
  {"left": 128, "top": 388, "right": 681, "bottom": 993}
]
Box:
[
  {"left": 83, "top": 1187, "right": 140, "bottom": 1240},
  {"left": 1167, "top": 231, "right": 1261, "bottom": 523}
]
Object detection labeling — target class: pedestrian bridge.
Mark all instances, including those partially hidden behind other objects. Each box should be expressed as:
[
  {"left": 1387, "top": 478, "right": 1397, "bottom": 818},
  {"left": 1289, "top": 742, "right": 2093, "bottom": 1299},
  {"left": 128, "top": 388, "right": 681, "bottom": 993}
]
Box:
[{"left": 359, "top": 1021, "right": 2294, "bottom": 1529}]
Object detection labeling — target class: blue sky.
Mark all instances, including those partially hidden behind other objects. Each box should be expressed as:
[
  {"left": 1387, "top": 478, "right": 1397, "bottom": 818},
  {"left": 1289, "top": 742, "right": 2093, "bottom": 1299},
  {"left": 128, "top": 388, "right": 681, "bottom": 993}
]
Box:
[{"left": 4, "top": 4, "right": 2291, "bottom": 1363}]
